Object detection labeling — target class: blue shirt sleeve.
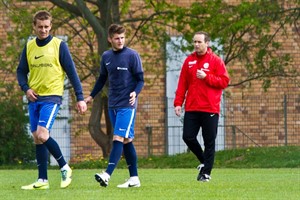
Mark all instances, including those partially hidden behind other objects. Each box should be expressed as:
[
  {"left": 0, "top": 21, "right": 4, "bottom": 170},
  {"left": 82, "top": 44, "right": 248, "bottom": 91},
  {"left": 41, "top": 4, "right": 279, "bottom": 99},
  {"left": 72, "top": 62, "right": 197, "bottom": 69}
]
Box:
[
  {"left": 134, "top": 72, "right": 144, "bottom": 95},
  {"left": 131, "top": 51, "right": 144, "bottom": 95},
  {"left": 59, "top": 41, "right": 84, "bottom": 101},
  {"left": 90, "top": 59, "right": 107, "bottom": 98},
  {"left": 90, "top": 74, "right": 107, "bottom": 98},
  {"left": 16, "top": 46, "right": 30, "bottom": 93}
]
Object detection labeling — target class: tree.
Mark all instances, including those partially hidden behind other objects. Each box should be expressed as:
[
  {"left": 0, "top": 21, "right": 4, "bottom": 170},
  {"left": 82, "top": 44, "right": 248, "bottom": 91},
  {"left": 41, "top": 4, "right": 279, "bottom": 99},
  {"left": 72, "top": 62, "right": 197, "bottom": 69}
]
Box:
[
  {"left": 1, "top": 0, "right": 299, "bottom": 157},
  {"left": 171, "top": 0, "right": 300, "bottom": 90},
  {"left": 1, "top": 0, "right": 175, "bottom": 157}
]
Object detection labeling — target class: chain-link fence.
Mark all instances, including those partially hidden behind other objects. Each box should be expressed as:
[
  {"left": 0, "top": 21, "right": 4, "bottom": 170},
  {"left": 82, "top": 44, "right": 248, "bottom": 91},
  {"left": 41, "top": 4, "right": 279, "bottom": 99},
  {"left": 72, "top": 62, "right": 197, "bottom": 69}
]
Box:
[
  {"left": 138, "top": 94, "right": 300, "bottom": 157},
  {"left": 50, "top": 94, "right": 300, "bottom": 163}
]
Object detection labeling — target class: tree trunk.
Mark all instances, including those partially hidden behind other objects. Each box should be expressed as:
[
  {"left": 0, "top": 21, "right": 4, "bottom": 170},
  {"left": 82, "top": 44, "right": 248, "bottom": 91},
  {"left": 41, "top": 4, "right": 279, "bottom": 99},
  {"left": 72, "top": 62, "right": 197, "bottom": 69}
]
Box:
[{"left": 88, "top": 92, "right": 112, "bottom": 158}]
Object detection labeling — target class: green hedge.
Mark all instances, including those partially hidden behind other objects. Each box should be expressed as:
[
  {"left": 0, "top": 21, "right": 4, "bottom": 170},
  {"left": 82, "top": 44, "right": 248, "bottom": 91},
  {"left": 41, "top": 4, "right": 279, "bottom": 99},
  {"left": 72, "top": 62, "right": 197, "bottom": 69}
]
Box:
[{"left": 0, "top": 84, "right": 35, "bottom": 165}]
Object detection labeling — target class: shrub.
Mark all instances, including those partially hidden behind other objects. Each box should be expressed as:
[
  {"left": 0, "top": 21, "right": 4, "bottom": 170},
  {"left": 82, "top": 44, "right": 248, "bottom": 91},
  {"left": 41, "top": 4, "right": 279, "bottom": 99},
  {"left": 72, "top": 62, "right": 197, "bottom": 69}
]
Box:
[{"left": 0, "top": 84, "right": 35, "bottom": 165}]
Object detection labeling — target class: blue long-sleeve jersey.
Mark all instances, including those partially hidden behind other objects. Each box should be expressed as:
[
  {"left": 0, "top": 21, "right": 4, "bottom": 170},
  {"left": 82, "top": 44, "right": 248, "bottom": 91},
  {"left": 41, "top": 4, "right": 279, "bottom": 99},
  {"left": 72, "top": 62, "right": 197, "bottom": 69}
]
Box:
[
  {"left": 17, "top": 35, "right": 84, "bottom": 104},
  {"left": 90, "top": 47, "right": 144, "bottom": 108}
]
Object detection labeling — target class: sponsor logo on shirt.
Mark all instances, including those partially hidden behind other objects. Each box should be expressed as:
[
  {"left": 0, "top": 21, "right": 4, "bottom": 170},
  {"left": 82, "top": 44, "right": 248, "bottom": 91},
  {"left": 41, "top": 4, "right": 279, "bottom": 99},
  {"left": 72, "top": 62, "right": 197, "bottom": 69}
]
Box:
[
  {"left": 117, "top": 67, "right": 128, "bottom": 71},
  {"left": 34, "top": 55, "right": 44, "bottom": 59},
  {"left": 188, "top": 60, "right": 197, "bottom": 68},
  {"left": 189, "top": 60, "right": 197, "bottom": 65},
  {"left": 31, "top": 63, "right": 53, "bottom": 68}
]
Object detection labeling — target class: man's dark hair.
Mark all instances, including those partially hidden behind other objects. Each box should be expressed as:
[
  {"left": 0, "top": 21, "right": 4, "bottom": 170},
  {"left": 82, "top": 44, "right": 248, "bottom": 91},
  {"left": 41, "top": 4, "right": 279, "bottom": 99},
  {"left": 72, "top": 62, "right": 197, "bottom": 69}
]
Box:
[
  {"left": 108, "top": 24, "right": 126, "bottom": 38},
  {"left": 33, "top": 10, "right": 52, "bottom": 25}
]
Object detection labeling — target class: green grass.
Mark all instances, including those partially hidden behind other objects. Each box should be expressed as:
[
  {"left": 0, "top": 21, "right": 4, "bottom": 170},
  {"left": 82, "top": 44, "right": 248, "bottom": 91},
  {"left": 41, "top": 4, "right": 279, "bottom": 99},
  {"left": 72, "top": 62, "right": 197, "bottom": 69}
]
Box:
[
  {"left": 70, "top": 146, "right": 300, "bottom": 169},
  {"left": 1, "top": 146, "right": 300, "bottom": 199},
  {"left": 1, "top": 168, "right": 299, "bottom": 200},
  {"left": 3, "top": 146, "right": 300, "bottom": 169}
]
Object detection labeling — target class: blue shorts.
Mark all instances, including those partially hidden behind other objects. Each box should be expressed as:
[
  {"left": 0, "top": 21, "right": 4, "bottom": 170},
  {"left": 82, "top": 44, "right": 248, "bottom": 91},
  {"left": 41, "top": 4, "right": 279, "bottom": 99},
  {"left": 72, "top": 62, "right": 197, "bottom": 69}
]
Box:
[
  {"left": 28, "top": 101, "right": 60, "bottom": 133},
  {"left": 108, "top": 108, "right": 136, "bottom": 139}
]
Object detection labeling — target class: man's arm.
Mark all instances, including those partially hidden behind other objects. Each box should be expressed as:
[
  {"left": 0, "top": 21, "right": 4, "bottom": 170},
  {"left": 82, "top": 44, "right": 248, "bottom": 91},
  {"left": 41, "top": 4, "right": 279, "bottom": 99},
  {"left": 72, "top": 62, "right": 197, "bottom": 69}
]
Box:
[
  {"left": 59, "top": 41, "right": 87, "bottom": 114},
  {"left": 16, "top": 47, "right": 30, "bottom": 93},
  {"left": 174, "top": 58, "right": 189, "bottom": 107},
  {"left": 131, "top": 52, "right": 144, "bottom": 95},
  {"left": 90, "top": 73, "right": 107, "bottom": 98},
  {"left": 204, "top": 57, "right": 230, "bottom": 89},
  {"left": 85, "top": 57, "right": 108, "bottom": 104},
  {"left": 59, "top": 41, "right": 84, "bottom": 101}
]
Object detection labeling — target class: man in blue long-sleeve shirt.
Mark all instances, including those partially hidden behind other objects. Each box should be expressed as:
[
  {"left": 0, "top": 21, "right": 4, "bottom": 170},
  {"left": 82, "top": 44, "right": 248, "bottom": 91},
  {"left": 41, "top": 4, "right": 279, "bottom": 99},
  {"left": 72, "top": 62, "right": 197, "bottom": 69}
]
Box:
[
  {"left": 85, "top": 24, "right": 144, "bottom": 188},
  {"left": 17, "top": 10, "right": 87, "bottom": 190}
]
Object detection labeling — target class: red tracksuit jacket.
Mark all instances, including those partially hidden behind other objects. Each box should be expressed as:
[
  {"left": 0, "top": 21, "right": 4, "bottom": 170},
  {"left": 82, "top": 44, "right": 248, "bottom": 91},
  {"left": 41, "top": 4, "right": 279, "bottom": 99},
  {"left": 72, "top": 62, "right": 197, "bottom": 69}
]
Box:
[{"left": 174, "top": 48, "right": 230, "bottom": 114}]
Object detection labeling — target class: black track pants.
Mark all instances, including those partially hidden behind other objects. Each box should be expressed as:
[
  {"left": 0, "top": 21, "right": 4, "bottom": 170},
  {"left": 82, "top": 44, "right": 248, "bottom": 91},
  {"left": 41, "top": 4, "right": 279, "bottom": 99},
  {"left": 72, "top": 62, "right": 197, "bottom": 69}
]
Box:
[{"left": 182, "top": 111, "right": 219, "bottom": 175}]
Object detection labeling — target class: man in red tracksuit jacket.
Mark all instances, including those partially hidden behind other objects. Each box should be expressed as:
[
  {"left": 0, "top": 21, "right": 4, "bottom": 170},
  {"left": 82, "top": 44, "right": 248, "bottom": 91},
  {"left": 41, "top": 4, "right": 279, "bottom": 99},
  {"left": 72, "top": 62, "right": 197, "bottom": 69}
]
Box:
[{"left": 174, "top": 31, "right": 230, "bottom": 182}]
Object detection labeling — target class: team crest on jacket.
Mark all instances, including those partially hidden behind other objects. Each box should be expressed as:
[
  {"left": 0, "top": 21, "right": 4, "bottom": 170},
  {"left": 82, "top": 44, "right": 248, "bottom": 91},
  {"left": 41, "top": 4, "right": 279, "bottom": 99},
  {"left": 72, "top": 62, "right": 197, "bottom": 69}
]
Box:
[{"left": 203, "top": 63, "right": 209, "bottom": 69}]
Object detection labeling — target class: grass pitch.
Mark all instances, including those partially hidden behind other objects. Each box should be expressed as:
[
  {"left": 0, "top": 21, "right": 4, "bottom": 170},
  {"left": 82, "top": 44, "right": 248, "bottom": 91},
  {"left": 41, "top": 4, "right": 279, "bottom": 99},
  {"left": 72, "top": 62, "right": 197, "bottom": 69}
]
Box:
[{"left": 1, "top": 168, "right": 299, "bottom": 200}]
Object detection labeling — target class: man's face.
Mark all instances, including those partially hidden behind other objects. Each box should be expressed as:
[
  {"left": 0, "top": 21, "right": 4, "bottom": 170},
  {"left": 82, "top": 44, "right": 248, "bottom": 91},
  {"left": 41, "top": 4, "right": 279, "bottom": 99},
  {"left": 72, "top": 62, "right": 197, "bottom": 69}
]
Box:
[
  {"left": 109, "top": 33, "right": 125, "bottom": 51},
  {"left": 33, "top": 19, "right": 51, "bottom": 40},
  {"left": 193, "top": 34, "right": 208, "bottom": 55}
]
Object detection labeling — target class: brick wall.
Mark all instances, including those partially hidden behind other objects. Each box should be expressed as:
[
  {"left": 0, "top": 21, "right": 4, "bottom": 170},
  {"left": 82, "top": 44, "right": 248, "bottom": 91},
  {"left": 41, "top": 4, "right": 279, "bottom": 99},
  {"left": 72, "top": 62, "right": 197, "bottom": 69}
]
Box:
[
  {"left": 225, "top": 21, "right": 300, "bottom": 148},
  {"left": 1, "top": 1, "right": 299, "bottom": 162}
]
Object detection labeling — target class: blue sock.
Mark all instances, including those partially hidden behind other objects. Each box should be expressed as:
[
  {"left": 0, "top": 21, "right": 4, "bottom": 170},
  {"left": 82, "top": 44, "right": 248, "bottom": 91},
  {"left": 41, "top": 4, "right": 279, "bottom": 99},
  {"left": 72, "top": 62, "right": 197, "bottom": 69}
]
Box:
[
  {"left": 36, "top": 144, "right": 48, "bottom": 180},
  {"left": 44, "top": 137, "right": 66, "bottom": 168},
  {"left": 106, "top": 141, "right": 124, "bottom": 175},
  {"left": 123, "top": 142, "right": 138, "bottom": 177}
]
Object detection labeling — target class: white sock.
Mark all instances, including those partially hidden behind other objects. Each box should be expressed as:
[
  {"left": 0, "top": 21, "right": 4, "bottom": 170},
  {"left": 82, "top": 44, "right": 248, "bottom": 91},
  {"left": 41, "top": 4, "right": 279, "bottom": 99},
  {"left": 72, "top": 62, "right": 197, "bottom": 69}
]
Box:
[
  {"left": 61, "top": 164, "right": 71, "bottom": 171},
  {"left": 37, "top": 178, "right": 48, "bottom": 183},
  {"left": 130, "top": 176, "right": 139, "bottom": 181},
  {"left": 104, "top": 172, "right": 110, "bottom": 179}
]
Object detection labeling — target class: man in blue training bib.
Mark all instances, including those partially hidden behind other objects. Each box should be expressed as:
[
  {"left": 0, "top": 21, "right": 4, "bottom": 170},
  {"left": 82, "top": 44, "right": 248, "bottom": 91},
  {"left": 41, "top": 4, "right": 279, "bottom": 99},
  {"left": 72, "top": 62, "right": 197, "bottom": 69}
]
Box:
[
  {"left": 85, "top": 24, "right": 144, "bottom": 188},
  {"left": 17, "top": 10, "right": 87, "bottom": 190}
]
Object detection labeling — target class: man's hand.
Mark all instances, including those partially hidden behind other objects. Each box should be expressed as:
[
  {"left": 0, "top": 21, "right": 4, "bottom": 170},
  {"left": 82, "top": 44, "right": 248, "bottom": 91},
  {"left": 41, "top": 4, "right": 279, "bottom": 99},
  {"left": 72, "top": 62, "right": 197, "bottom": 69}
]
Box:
[
  {"left": 196, "top": 69, "right": 207, "bottom": 79},
  {"left": 76, "top": 101, "right": 87, "bottom": 114},
  {"left": 84, "top": 96, "right": 93, "bottom": 104},
  {"left": 174, "top": 106, "right": 182, "bottom": 117},
  {"left": 129, "top": 91, "right": 136, "bottom": 105},
  {"left": 26, "top": 89, "right": 38, "bottom": 102}
]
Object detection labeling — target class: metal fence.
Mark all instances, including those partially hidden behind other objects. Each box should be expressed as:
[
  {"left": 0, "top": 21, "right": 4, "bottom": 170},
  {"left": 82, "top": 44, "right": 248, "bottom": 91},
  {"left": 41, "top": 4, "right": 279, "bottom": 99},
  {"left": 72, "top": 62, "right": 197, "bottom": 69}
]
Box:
[
  {"left": 140, "top": 94, "right": 300, "bottom": 157},
  {"left": 224, "top": 94, "right": 300, "bottom": 147},
  {"left": 50, "top": 94, "right": 300, "bottom": 163}
]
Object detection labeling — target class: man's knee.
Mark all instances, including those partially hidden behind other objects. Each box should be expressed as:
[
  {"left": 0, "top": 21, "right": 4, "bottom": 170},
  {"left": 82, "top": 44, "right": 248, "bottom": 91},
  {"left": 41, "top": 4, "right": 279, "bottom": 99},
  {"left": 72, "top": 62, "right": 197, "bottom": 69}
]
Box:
[
  {"left": 34, "top": 126, "right": 50, "bottom": 143},
  {"left": 113, "top": 135, "right": 125, "bottom": 142},
  {"left": 182, "top": 134, "right": 195, "bottom": 144}
]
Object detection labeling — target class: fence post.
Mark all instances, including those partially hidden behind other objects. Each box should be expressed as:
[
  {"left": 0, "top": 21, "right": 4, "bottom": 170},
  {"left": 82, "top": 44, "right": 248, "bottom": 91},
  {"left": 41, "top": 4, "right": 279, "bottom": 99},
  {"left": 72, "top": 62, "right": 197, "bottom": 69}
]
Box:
[
  {"left": 231, "top": 125, "right": 236, "bottom": 149},
  {"left": 284, "top": 94, "right": 288, "bottom": 146},
  {"left": 146, "top": 126, "right": 153, "bottom": 156}
]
